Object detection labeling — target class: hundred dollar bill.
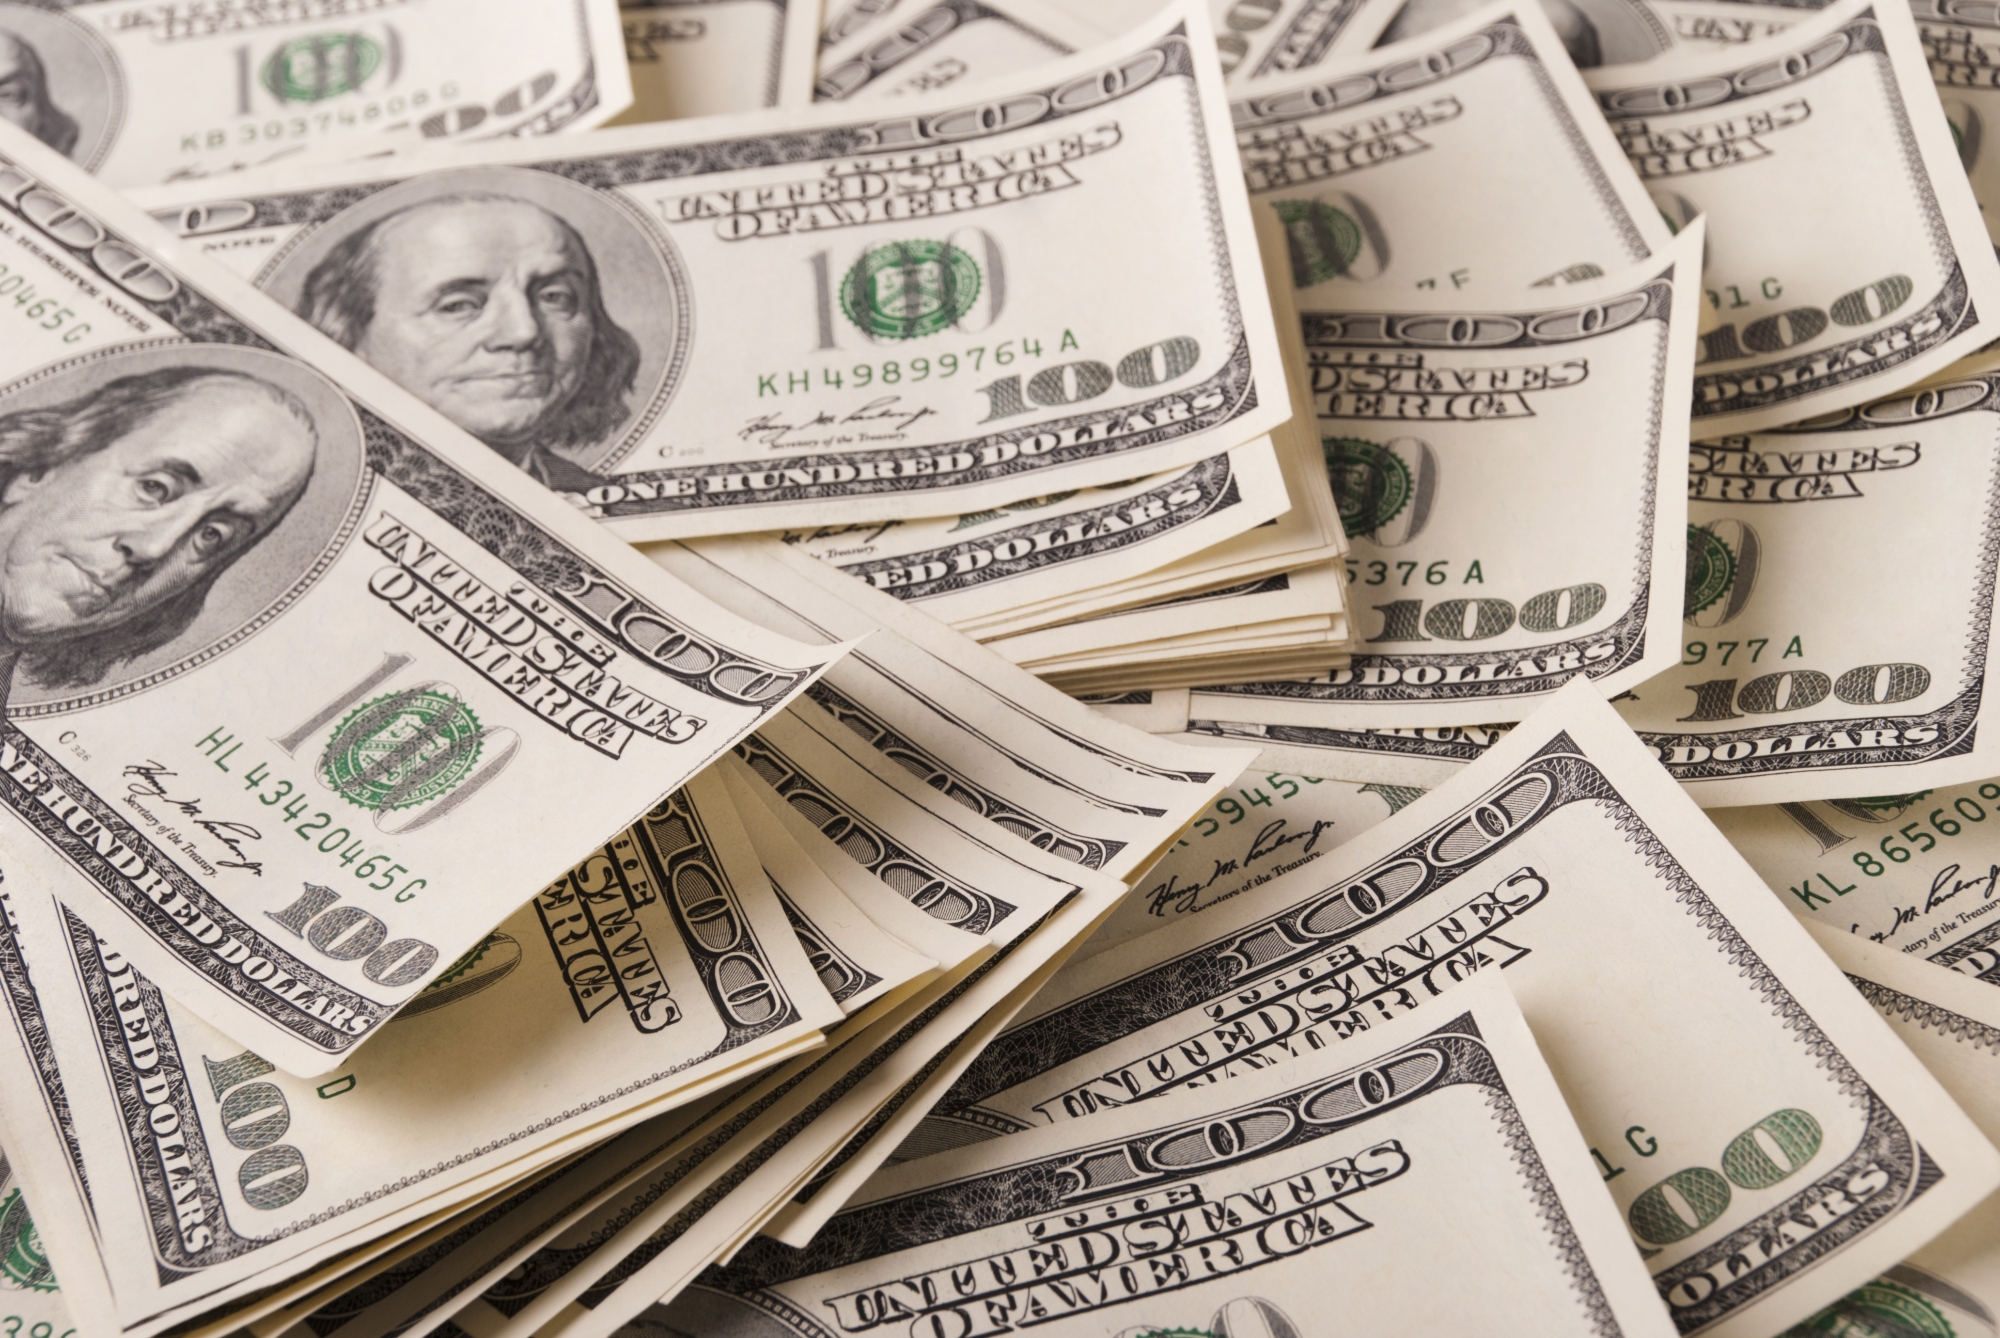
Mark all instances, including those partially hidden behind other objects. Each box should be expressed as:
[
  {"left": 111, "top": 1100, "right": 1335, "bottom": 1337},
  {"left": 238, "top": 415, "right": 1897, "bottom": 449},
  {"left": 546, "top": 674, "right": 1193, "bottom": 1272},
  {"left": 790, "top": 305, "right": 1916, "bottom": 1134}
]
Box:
[
  {"left": 1237, "top": 0, "right": 1675, "bottom": 299},
  {"left": 263, "top": 796, "right": 963, "bottom": 1338},
  {"left": 1212, "top": 0, "right": 1398, "bottom": 82},
  {"left": 1178, "top": 716, "right": 1503, "bottom": 785},
  {"left": 461, "top": 687, "right": 1147, "bottom": 1319},
  {"left": 922, "top": 680, "right": 2000, "bottom": 1338},
  {"left": 1920, "top": 0, "right": 2000, "bottom": 251},
  {"left": 252, "top": 1099, "right": 737, "bottom": 1338},
  {"left": 414, "top": 1002, "right": 929, "bottom": 1338},
  {"left": 1616, "top": 358, "right": 2000, "bottom": 806},
  {"left": 1192, "top": 228, "right": 1702, "bottom": 727},
  {"left": 653, "top": 535, "right": 1259, "bottom": 879},
  {"left": 1041, "top": 638, "right": 1347, "bottom": 696},
  {"left": 629, "top": 974, "right": 1679, "bottom": 1338},
  {"left": 736, "top": 704, "right": 1088, "bottom": 944},
  {"left": 0, "top": 1150, "right": 70, "bottom": 1338},
  {"left": 423, "top": 822, "right": 1120, "bottom": 1338},
  {"left": 133, "top": 0, "right": 1291, "bottom": 539},
  {"left": 0, "top": 766, "right": 847, "bottom": 1338},
  {"left": 945, "top": 198, "right": 1350, "bottom": 641},
  {"left": 741, "top": 780, "right": 940, "bottom": 1017},
  {"left": 609, "top": 0, "right": 818, "bottom": 123},
  {"left": 0, "top": 124, "right": 843, "bottom": 1075},
  {"left": 1585, "top": 0, "right": 2000, "bottom": 433},
  {"left": 1785, "top": 920, "right": 2000, "bottom": 1338},
  {"left": 814, "top": 0, "right": 1102, "bottom": 103},
  {"left": 774, "top": 437, "right": 1291, "bottom": 630},
  {"left": 0, "top": 0, "right": 630, "bottom": 189},
  {"left": 256, "top": 773, "right": 976, "bottom": 1338},
  {"left": 520, "top": 903, "right": 1123, "bottom": 1338},
  {"left": 1709, "top": 780, "right": 2000, "bottom": 983},
  {"left": 754, "top": 910, "right": 1099, "bottom": 1249}
]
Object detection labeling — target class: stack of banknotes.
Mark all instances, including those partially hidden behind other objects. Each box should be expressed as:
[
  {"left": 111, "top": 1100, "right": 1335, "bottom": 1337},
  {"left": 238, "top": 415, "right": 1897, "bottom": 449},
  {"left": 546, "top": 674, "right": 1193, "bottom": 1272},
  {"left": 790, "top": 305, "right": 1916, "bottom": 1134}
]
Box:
[{"left": 5, "top": 0, "right": 2000, "bottom": 1336}]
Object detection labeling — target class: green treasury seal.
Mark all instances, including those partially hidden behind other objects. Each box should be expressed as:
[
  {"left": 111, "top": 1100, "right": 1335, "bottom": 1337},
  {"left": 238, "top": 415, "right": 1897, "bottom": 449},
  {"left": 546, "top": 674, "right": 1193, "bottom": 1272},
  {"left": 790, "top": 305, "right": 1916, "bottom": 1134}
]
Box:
[
  {"left": 322, "top": 687, "right": 485, "bottom": 813},
  {"left": 1324, "top": 437, "right": 1412, "bottom": 538},
  {"left": 841, "top": 240, "right": 982, "bottom": 340}
]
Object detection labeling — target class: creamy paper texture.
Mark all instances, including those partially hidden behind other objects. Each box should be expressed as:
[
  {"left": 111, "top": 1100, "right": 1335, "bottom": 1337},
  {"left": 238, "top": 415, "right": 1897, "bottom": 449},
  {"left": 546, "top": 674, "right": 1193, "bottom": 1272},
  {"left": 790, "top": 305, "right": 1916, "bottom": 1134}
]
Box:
[
  {"left": 0, "top": 1148, "right": 70, "bottom": 1338},
  {"left": 1713, "top": 780, "right": 2000, "bottom": 983},
  {"left": 134, "top": 1, "right": 1289, "bottom": 539},
  {"left": 814, "top": 0, "right": 1100, "bottom": 103},
  {"left": 1235, "top": 0, "right": 1674, "bottom": 297},
  {"left": 1212, "top": 0, "right": 1397, "bottom": 82},
  {"left": 776, "top": 438, "right": 1291, "bottom": 629},
  {"left": 653, "top": 535, "right": 1256, "bottom": 881},
  {"left": 919, "top": 680, "right": 2000, "bottom": 1338},
  {"left": 1177, "top": 717, "right": 1502, "bottom": 786},
  {"left": 1192, "top": 228, "right": 1702, "bottom": 726},
  {"left": 0, "top": 0, "right": 630, "bottom": 187},
  {"left": 1618, "top": 356, "right": 2000, "bottom": 806},
  {"left": 636, "top": 975, "right": 1679, "bottom": 1338},
  {"left": 0, "top": 124, "right": 842, "bottom": 1075},
  {"left": 0, "top": 769, "right": 843, "bottom": 1338},
  {"left": 1794, "top": 921, "right": 2000, "bottom": 1338},
  {"left": 1586, "top": 0, "right": 2000, "bottom": 432},
  {"left": 610, "top": 0, "right": 819, "bottom": 122}
]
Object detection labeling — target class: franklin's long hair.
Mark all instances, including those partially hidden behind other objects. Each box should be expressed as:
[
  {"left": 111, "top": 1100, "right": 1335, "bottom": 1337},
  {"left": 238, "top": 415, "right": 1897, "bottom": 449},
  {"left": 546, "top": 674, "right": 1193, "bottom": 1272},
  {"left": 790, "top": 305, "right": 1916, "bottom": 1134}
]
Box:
[
  {"left": 0, "top": 33, "right": 78, "bottom": 157},
  {"left": 0, "top": 367, "right": 316, "bottom": 690}
]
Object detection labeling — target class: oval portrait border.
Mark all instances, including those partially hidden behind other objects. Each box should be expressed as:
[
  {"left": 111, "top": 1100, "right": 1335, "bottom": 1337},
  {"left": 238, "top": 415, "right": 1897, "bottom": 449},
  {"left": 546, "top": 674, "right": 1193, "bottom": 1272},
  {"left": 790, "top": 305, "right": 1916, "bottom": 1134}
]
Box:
[
  {"left": 254, "top": 163, "right": 692, "bottom": 477},
  {"left": 0, "top": 339, "right": 373, "bottom": 718}
]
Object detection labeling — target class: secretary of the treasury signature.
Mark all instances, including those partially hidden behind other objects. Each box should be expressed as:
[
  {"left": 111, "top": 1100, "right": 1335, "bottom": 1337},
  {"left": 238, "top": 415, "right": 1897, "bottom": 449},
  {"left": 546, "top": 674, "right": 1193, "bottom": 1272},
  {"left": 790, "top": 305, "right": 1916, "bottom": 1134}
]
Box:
[
  {"left": 739, "top": 397, "right": 939, "bottom": 449},
  {"left": 122, "top": 759, "right": 264, "bottom": 876},
  {"left": 1145, "top": 815, "right": 1339, "bottom": 921}
]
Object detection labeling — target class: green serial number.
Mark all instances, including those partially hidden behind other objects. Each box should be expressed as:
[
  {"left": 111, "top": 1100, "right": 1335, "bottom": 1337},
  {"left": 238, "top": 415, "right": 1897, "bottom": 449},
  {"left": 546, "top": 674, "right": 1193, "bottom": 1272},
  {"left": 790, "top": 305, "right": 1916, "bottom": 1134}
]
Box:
[
  {"left": 758, "top": 333, "right": 1075, "bottom": 396},
  {"left": 198, "top": 728, "right": 429, "bottom": 902},
  {"left": 0, "top": 263, "right": 89, "bottom": 343},
  {"left": 1174, "top": 774, "right": 1325, "bottom": 848}
]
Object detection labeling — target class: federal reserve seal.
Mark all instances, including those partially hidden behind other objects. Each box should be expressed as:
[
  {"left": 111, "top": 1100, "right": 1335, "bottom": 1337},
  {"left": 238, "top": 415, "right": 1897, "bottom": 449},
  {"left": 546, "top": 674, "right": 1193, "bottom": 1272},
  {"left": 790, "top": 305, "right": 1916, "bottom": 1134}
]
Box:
[
  {"left": 1325, "top": 437, "right": 1410, "bottom": 538},
  {"left": 1782, "top": 1275, "right": 1958, "bottom": 1337},
  {"left": 841, "top": 239, "right": 982, "bottom": 340},
  {"left": 1684, "top": 519, "right": 1760, "bottom": 627},
  {"left": 322, "top": 686, "right": 485, "bottom": 813},
  {"left": 1325, "top": 435, "right": 1444, "bottom": 550},
  {"left": 0, "top": 1187, "right": 55, "bottom": 1293},
  {"left": 1274, "top": 198, "right": 1363, "bottom": 287}
]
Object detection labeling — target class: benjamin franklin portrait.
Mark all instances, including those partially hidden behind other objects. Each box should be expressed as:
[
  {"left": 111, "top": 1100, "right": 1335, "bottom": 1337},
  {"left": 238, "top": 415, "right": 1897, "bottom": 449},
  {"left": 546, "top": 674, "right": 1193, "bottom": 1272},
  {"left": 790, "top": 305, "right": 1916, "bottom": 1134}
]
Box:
[
  {"left": 296, "top": 193, "right": 641, "bottom": 491},
  {"left": 0, "top": 367, "right": 317, "bottom": 710},
  {"left": 0, "top": 28, "right": 76, "bottom": 156}
]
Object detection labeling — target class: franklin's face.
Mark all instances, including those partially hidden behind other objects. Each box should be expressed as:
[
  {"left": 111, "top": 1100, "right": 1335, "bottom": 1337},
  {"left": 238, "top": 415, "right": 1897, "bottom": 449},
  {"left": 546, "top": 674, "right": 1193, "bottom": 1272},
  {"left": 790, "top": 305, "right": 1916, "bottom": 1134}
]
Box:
[
  {"left": 0, "top": 380, "right": 315, "bottom": 647},
  {"left": 0, "top": 34, "right": 53, "bottom": 146},
  {"left": 353, "top": 200, "right": 597, "bottom": 456}
]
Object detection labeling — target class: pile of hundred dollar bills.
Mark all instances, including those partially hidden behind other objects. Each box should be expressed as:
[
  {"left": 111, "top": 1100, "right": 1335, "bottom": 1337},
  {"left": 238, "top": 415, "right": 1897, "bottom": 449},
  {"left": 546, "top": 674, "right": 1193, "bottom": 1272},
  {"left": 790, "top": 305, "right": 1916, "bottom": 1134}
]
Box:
[{"left": 3, "top": 0, "right": 2000, "bottom": 1335}]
